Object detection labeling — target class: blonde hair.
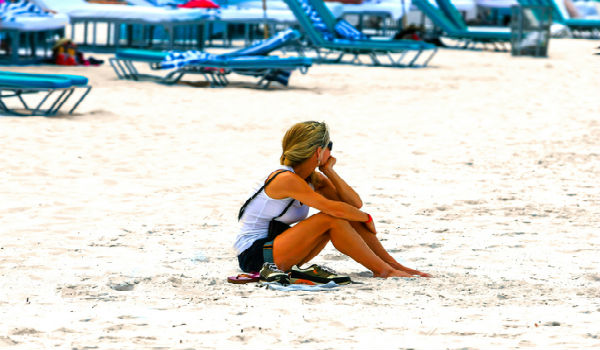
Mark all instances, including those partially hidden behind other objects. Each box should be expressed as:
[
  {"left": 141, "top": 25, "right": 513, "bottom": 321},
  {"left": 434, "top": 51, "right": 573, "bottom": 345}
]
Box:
[{"left": 280, "top": 121, "right": 330, "bottom": 184}]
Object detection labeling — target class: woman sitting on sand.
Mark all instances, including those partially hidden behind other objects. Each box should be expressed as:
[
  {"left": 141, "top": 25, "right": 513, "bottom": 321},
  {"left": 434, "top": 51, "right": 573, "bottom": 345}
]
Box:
[{"left": 235, "top": 121, "right": 431, "bottom": 279}]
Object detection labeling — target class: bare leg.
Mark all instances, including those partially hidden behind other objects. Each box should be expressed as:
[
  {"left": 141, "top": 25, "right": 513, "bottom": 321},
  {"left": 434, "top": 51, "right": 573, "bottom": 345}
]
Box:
[
  {"left": 297, "top": 234, "right": 329, "bottom": 267},
  {"left": 273, "top": 213, "right": 410, "bottom": 277},
  {"left": 351, "top": 222, "right": 432, "bottom": 277}
]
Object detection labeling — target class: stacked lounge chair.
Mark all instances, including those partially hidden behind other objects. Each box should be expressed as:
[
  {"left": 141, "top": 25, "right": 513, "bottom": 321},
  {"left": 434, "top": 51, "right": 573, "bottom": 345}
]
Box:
[
  {"left": 0, "top": 71, "right": 91, "bottom": 116},
  {"left": 412, "top": 0, "right": 513, "bottom": 50},
  {"left": 35, "top": 0, "right": 218, "bottom": 50},
  {"left": 519, "top": 0, "right": 600, "bottom": 37},
  {"left": 109, "top": 29, "right": 312, "bottom": 87},
  {"left": 0, "top": 1, "right": 69, "bottom": 64},
  {"left": 283, "top": 0, "right": 437, "bottom": 67}
]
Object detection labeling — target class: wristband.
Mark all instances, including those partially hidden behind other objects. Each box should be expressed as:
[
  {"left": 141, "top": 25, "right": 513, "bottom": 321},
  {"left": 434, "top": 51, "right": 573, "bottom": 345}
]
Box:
[{"left": 365, "top": 213, "right": 372, "bottom": 223}]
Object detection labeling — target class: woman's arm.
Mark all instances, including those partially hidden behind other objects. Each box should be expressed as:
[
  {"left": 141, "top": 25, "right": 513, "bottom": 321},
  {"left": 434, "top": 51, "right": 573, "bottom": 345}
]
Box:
[
  {"left": 317, "top": 156, "right": 363, "bottom": 208},
  {"left": 265, "top": 171, "right": 370, "bottom": 224}
]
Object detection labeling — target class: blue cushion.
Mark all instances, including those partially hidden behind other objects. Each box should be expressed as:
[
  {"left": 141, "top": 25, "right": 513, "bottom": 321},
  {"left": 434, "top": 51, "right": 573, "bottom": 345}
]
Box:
[
  {"left": 0, "top": 72, "right": 73, "bottom": 89},
  {"left": 334, "top": 19, "right": 368, "bottom": 41}
]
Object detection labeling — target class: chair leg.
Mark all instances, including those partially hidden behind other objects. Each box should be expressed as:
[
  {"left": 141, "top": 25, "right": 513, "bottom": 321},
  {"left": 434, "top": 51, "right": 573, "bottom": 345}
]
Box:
[{"left": 9, "top": 32, "right": 19, "bottom": 64}]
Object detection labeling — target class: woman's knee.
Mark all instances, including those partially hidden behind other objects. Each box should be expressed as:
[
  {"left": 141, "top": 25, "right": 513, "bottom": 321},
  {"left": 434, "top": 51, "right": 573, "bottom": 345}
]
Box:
[{"left": 313, "top": 212, "right": 350, "bottom": 230}]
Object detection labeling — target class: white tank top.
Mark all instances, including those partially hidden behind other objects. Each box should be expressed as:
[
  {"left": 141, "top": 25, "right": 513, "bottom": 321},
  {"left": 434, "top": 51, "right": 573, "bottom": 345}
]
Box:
[{"left": 234, "top": 165, "right": 311, "bottom": 255}]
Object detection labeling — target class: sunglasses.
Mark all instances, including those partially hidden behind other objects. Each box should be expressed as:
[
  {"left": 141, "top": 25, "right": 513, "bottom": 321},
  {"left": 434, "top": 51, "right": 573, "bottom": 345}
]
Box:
[{"left": 326, "top": 141, "right": 333, "bottom": 151}]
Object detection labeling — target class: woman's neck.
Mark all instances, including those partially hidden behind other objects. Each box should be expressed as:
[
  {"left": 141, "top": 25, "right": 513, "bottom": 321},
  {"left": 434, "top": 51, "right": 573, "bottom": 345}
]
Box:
[{"left": 292, "top": 160, "right": 316, "bottom": 180}]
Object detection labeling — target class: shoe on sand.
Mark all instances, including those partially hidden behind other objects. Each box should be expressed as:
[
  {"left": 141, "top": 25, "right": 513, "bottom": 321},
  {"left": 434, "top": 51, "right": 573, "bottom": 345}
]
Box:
[
  {"left": 259, "top": 263, "right": 290, "bottom": 285},
  {"left": 290, "top": 264, "right": 351, "bottom": 285}
]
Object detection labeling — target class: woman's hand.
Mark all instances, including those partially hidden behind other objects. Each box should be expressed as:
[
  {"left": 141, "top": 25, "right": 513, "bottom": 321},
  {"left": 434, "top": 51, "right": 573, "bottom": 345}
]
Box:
[
  {"left": 319, "top": 156, "right": 336, "bottom": 173},
  {"left": 363, "top": 216, "right": 376, "bottom": 235}
]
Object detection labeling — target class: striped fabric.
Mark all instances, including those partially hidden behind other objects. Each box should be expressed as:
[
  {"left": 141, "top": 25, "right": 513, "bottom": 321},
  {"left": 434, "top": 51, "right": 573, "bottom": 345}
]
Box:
[
  {"left": 334, "top": 19, "right": 368, "bottom": 40},
  {"left": 159, "top": 29, "right": 303, "bottom": 86},
  {"left": 160, "top": 50, "right": 219, "bottom": 69},
  {"left": 161, "top": 29, "right": 299, "bottom": 69},
  {"left": 231, "top": 29, "right": 300, "bottom": 57},
  {"left": 160, "top": 51, "right": 294, "bottom": 86},
  {"left": 0, "top": 0, "right": 49, "bottom": 22},
  {"left": 297, "top": 0, "right": 334, "bottom": 41}
]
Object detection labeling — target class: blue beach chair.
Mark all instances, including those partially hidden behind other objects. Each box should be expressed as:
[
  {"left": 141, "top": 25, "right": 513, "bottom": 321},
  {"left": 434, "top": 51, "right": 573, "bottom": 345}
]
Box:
[
  {"left": 109, "top": 29, "right": 311, "bottom": 87},
  {"left": 283, "top": 0, "right": 437, "bottom": 67},
  {"left": 0, "top": 1, "right": 68, "bottom": 64},
  {"left": 519, "top": 0, "right": 600, "bottom": 38},
  {"left": 0, "top": 71, "right": 92, "bottom": 116},
  {"left": 35, "top": 0, "right": 217, "bottom": 50},
  {"left": 412, "top": 0, "right": 512, "bottom": 51}
]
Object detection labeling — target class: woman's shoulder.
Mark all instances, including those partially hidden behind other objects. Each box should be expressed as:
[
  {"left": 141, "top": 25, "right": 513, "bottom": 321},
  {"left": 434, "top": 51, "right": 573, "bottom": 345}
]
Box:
[{"left": 265, "top": 166, "right": 295, "bottom": 181}]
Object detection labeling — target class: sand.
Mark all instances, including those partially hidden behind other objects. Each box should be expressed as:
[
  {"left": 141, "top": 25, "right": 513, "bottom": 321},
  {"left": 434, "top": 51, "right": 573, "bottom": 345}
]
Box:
[{"left": 1, "top": 38, "right": 600, "bottom": 349}]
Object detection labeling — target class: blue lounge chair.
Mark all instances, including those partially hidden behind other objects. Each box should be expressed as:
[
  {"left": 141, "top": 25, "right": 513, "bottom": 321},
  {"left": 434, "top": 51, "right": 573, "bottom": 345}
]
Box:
[
  {"left": 0, "top": 71, "right": 91, "bottom": 116},
  {"left": 0, "top": 1, "right": 68, "bottom": 64},
  {"left": 519, "top": 0, "right": 600, "bottom": 37},
  {"left": 283, "top": 0, "right": 437, "bottom": 67},
  {"left": 109, "top": 29, "right": 311, "bottom": 87},
  {"left": 412, "top": 0, "right": 512, "bottom": 51},
  {"left": 35, "top": 0, "right": 217, "bottom": 50}
]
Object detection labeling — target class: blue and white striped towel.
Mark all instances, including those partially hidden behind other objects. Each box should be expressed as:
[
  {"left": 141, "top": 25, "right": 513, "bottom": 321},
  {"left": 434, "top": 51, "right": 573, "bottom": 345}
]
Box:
[
  {"left": 297, "top": 0, "right": 334, "bottom": 41},
  {"left": 261, "top": 281, "right": 340, "bottom": 291},
  {"left": 0, "top": 0, "right": 49, "bottom": 22},
  {"left": 334, "top": 19, "right": 368, "bottom": 41},
  {"left": 160, "top": 50, "right": 219, "bottom": 69},
  {"left": 232, "top": 29, "right": 299, "bottom": 57}
]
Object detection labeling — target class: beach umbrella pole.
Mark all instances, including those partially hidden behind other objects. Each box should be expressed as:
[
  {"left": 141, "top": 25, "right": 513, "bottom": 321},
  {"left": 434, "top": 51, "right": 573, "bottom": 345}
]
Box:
[{"left": 262, "top": 0, "right": 270, "bottom": 38}]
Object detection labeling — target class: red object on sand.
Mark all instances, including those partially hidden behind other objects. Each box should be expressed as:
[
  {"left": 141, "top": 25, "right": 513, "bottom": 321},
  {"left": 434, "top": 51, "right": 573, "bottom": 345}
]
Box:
[
  {"left": 65, "top": 55, "right": 77, "bottom": 66},
  {"left": 56, "top": 53, "right": 66, "bottom": 65},
  {"left": 178, "top": 0, "right": 220, "bottom": 9},
  {"left": 227, "top": 272, "right": 260, "bottom": 284}
]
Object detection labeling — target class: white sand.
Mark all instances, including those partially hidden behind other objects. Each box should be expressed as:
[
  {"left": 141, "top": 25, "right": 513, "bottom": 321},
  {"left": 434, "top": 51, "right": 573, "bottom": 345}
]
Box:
[{"left": 1, "top": 38, "right": 600, "bottom": 349}]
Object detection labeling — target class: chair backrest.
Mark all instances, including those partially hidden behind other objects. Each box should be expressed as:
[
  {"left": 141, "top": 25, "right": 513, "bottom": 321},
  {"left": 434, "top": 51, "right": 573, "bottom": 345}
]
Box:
[
  {"left": 545, "top": 0, "right": 567, "bottom": 22},
  {"left": 411, "top": 0, "right": 462, "bottom": 34},
  {"left": 435, "top": 0, "right": 468, "bottom": 30},
  {"left": 228, "top": 29, "right": 301, "bottom": 56},
  {"left": 283, "top": 0, "right": 329, "bottom": 45},
  {"left": 305, "top": 0, "right": 338, "bottom": 31},
  {"left": 517, "top": 0, "right": 564, "bottom": 23}
]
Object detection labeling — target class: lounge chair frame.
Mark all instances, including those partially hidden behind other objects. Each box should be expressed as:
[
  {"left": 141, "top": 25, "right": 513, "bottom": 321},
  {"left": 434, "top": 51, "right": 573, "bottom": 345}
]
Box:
[
  {"left": 412, "top": 0, "right": 512, "bottom": 52},
  {"left": 0, "top": 28, "right": 64, "bottom": 64},
  {"left": 519, "top": 0, "right": 600, "bottom": 39},
  {"left": 0, "top": 85, "right": 92, "bottom": 116},
  {"left": 109, "top": 56, "right": 309, "bottom": 88},
  {"left": 284, "top": 0, "right": 437, "bottom": 67},
  {"left": 69, "top": 18, "right": 209, "bottom": 51},
  {"left": 303, "top": 44, "right": 418, "bottom": 66}
]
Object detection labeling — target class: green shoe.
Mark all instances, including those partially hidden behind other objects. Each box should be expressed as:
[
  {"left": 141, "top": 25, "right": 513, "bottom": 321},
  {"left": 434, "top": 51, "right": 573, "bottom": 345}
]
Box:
[
  {"left": 259, "top": 262, "right": 290, "bottom": 285},
  {"left": 290, "top": 264, "right": 351, "bottom": 285}
]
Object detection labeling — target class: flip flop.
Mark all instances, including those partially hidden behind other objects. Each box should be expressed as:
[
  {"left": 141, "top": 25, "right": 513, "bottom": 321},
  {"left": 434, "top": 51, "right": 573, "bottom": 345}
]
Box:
[{"left": 227, "top": 272, "right": 260, "bottom": 284}]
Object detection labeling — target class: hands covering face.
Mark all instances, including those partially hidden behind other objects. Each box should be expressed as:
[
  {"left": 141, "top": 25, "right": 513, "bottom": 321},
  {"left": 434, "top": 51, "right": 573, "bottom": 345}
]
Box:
[{"left": 319, "top": 154, "right": 336, "bottom": 172}]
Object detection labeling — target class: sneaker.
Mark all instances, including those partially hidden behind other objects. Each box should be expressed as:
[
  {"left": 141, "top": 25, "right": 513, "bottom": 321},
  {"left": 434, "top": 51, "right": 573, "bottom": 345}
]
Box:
[
  {"left": 290, "top": 264, "right": 351, "bottom": 285},
  {"left": 259, "top": 262, "right": 290, "bottom": 285}
]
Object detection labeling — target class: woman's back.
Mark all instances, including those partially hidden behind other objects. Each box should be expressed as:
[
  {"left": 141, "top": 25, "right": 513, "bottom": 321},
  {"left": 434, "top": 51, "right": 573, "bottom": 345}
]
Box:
[{"left": 234, "top": 166, "right": 310, "bottom": 254}]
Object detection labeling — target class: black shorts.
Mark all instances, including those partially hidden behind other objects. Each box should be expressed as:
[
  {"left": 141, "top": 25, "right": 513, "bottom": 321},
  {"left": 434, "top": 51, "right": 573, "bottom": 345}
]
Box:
[{"left": 237, "top": 237, "right": 274, "bottom": 273}]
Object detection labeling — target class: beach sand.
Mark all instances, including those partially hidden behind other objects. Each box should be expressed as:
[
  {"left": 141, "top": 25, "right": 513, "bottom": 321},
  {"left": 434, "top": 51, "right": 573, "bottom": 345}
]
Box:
[{"left": 1, "top": 38, "right": 599, "bottom": 349}]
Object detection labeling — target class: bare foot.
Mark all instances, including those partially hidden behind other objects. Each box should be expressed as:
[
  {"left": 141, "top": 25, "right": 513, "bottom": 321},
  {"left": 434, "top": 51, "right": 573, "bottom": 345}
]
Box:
[
  {"left": 415, "top": 271, "right": 432, "bottom": 278},
  {"left": 387, "top": 270, "right": 413, "bottom": 278}
]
